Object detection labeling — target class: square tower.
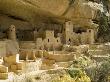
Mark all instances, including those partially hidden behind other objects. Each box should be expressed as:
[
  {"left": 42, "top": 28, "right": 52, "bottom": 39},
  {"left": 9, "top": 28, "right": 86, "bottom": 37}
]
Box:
[
  {"left": 64, "top": 21, "right": 73, "bottom": 32},
  {"left": 62, "top": 21, "right": 73, "bottom": 44}
]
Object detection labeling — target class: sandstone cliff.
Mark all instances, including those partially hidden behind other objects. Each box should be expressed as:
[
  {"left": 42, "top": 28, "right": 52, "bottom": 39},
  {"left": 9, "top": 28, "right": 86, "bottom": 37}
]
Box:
[{"left": 0, "top": 0, "right": 109, "bottom": 29}]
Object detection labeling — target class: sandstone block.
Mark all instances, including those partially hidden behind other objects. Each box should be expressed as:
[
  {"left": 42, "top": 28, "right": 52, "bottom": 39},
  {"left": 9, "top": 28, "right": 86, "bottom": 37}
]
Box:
[
  {"left": 11, "top": 64, "right": 17, "bottom": 70},
  {"left": 0, "top": 65, "right": 8, "bottom": 73},
  {"left": 45, "top": 52, "right": 75, "bottom": 62},
  {"left": 40, "top": 64, "right": 55, "bottom": 70},
  {"left": 42, "top": 59, "right": 55, "bottom": 65},
  {"left": 0, "top": 73, "right": 8, "bottom": 79},
  {"left": 4, "top": 54, "right": 19, "bottom": 65},
  {"left": 16, "top": 62, "right": 22, "bottom": 70}
]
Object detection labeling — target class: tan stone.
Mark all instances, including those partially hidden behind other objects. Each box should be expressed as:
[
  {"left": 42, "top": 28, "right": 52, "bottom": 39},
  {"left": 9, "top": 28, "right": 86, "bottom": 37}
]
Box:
[
  {"left": 0, "top": 41, "right": 6, "bottom": 57},
  {"left": 38, "top": 50, "right": 43, "bottom": 58},
  {"left": 11, "top": 64, "right": 17, "bottom": 70},
  {"left": 56, "top": 61, "right": 73, "bottom": 68},
  {"left": 8, "top": 25, "right": 16, "bottom": 41},
  {"left": 87, "top": 29, "right": 95, "bottom": 44},
  {"left": 19, "top": 50, "right": 27, "bottom": 60},
  {"left": 62, "top": 21, "right": 95, "bottom": 45},
  {"left": 45, "top": 51, "right": 76, "bottom": 62},
  {"left": 19, "top": 41, "right": 36, "bottom": 49},
  {"left": 42, "top": 59, "right": 55, "bottom": 65},
  {"left": 4, "top": 54, "right": 19, "bottom": 65},
  {"left": 0, "top": 73, "right": 8, "bottom": 79},
  {"left": 5, "top": 40, "right": 19, "bottom": 55},
  {"left": 0, "top": 65, "right": 8, "bottom": 73},
  {"left": 43, "top": 30, "right": 62, "bottom": 50},
  {"left": 43, "top": 50, "right": 49, "bottom": 57},
  {"left": 13, "top": 70, "right": 22, "bottom": 74},
  {"left": 0, "top": 57, "right": 3, "bottom": 65},
  {"left": 40, "top": 64, "right": 55, "bottom": 70},
  {"left": 16, "top": 63, "right": 22, "bottom": 70},
  {"left": 36, "top": 38, "right": 43, "bottom": 50}
]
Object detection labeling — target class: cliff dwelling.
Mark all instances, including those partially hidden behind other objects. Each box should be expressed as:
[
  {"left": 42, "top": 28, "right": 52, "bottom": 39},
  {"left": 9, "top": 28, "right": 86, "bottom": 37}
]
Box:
[{"left": 0, "top": 0, "right": 110, "bottom": 82}]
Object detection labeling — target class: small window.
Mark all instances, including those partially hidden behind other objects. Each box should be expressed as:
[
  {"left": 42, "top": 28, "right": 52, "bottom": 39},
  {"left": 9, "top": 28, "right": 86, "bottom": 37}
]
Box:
[
  {"left": 57, "top": 40, "right": 58, "bottom": 42},
  {"left": 48, "top": 39, "right": 49, "bottom": 42},
  {"left": 64, "top": 28, "right": 65, "bottom": 31},
  {"left": 37, "top": 29, "right": 39, "bottom": 32},
  {"left": 17, "top": 35, "right": 18, "bottom": 38},
  {"left": 69, "top": 22, "right": 71, "bottom": 25},
  {"left": 89, "top": 30, "right": 91, "bottom": 32},
  {"left": 69, "top": 38, "right": 71, "bottom": 42}
]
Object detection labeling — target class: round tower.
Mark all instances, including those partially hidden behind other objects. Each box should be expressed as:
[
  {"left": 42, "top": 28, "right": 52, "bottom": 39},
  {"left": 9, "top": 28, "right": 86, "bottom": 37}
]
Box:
[{"left": 8, "top": 25, "right": 16, "bottom": 41}]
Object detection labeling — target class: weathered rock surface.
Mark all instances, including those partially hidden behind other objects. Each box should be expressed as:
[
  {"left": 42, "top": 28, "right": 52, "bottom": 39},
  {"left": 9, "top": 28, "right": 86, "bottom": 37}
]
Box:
[{"left": 0, "top": 0, "right": 107, "bottom": 30}]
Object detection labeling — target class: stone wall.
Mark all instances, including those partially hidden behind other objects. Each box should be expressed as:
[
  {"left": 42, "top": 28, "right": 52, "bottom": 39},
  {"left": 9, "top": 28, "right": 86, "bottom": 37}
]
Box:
[
  {"left": 5, "top": 40, "right": 19, "bottom": 55},
  {"left": 43, "top": 30, "right": 62, "bottom": 50},
  {"left": 17, "top": 30, "right": 34, "bottom": 41},
  {"left": 0, "top": 41, "right": 6, "bottom": 57},
  {"left": 36, "top": 38, "right": 44, "bottom": 50},
  {"left": 0, "top": 65, "right": 8, "bottom": 80},
  {"left": 19, "top": 41, "right": 35, "bottom": 49},
  {"left": 63, "top": 21, "right": 95, "bottom": 45},
  {"left": 0, "top": 40, "right": 19, "bottom": 57}
]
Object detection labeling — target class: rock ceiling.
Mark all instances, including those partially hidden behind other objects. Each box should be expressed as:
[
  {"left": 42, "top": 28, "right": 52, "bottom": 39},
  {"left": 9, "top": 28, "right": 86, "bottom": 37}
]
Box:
[{"left": 0, "top": 0, "right": 109, "bottom": 30}]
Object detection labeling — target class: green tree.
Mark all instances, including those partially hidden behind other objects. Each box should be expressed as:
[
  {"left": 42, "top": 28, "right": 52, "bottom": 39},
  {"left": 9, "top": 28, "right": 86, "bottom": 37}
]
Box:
[{"left": 97, "top": 13, "right": 110, "bottom": 42}]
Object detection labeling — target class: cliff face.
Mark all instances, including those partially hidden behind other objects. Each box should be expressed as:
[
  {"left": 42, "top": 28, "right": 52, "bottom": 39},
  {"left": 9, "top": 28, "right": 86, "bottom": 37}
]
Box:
[{"left": 0, "top": 0, "right": 109, "bottom": 30}]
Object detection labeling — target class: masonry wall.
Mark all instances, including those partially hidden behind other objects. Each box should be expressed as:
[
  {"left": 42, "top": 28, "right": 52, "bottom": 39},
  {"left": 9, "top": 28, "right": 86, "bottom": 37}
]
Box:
[
  {"left": 17, "top": 30, "right": 34, "bottom": 41},
  {"left": 87, "top": 29, "right": 95, "bottom": 44},
  {"left": 63, "top": 21, "right": 95, "bottom": 45},
  {"left": 8, "top": 25, "right": 16, "bottom": 41},
  {"left": 0, "top": 41, "right": 6, "bottom": 57},
  {"left": 36, "top": 38, "right": 44, "bottom": 50},
  {"left": 43, "top": 30, "right": 62, "bottom": 50},
  {"left": 62, "top": 21, "right": 73, "bottom": 44}
]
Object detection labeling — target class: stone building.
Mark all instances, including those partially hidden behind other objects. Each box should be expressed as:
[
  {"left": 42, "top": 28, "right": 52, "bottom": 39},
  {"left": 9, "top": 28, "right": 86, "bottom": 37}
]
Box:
[
  {"left": 35, "top": 30, "right": 62, "bottom": 50},
  {"left": 43, "top": 30, "right": 62, "bottom": 50},
  {"left": 62, "top": 21, "right": 95, "bottom": 45},
  {"left": 62, "top": 21, "right": 74, "bottom": 45}
]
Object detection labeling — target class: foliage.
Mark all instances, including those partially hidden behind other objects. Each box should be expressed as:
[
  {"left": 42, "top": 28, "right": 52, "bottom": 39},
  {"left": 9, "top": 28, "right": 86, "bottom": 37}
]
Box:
[
  {"left": 68, "top": 68, "right": 91, "bottom": 82},
  {"left": 52, "top": 71, "right": 91, "bottom": 82},
  {"left": 52, "top": 56, "right": 92, "bottom": 82},
  {"left": 97, "top": 58, "right": 110, "bottom": 82},
  {"left": 97, "top": 13, "right": 110, "bottom": 42},
  {"left": 85, "top": 57, "right": 110, "bottom": 82},
  {"left": 52, "top": 74, "right": 74, "bottom": 82},
  {"left": 70, "top": 56, "right": 92, "bottom": 68}
]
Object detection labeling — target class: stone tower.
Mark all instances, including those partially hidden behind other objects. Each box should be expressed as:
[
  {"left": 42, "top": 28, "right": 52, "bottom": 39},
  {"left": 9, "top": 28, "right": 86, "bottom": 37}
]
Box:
[
  {"left": 8, "top": 25, "right": 16, "bottom": 41},
  {"left": 87, "top": 29, "right": 95, "bottom": 44},
  {"left": 62, "top": 21, "right": 73, "bottom": 44}
]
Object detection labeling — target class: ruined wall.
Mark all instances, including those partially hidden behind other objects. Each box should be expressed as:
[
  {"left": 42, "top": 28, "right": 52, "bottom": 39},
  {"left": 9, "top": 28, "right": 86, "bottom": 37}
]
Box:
[
  {"left": 19, "top": 41, "right": 35, "bottom": 49},
  {"left": 36, "top": 38, "right": 43, "bottom": 50},
  {"left": 5, "top": 40, "right": 19, "bottom": 55},
  {"left": 63, "top": 21, "right": 95, "bottom": 45},
  {"left": 0, "top": 40, "right": 19, "bottom": 57},
  {"left": 0, "top": 41, "right": 6, "bottom": 57},
  {"left": 43, "top": 30, "right": 62, "bottom": 50},
  {"left": 17, "top": 30, "right": 34, "bottom": 41}
]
